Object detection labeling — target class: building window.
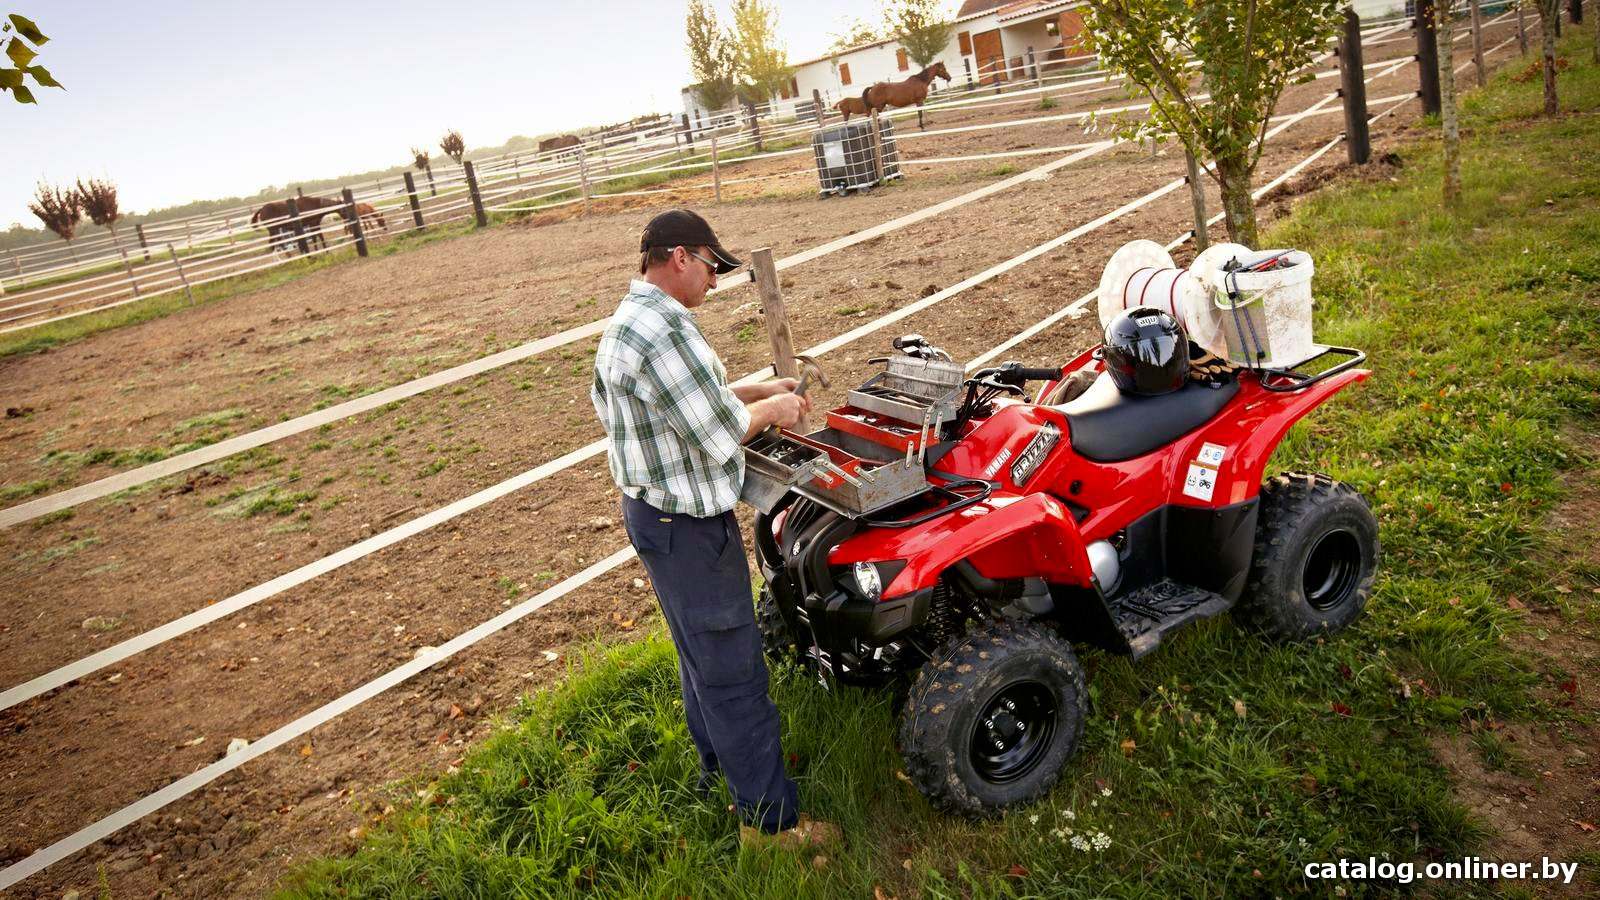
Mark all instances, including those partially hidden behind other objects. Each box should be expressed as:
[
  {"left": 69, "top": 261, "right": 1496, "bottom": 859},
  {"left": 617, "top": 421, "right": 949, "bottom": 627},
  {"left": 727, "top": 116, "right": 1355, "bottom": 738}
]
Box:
[
  {"left": 896, "top": 48, "right": 909, "bottom": 71},
  {"left": 958, "top": 31, "right": 972, "bottom": 55},
  {"left": 839, "top": 62, "right": 851, "bottom": 86},
  {"left": 1045, "top": 20, "right": 1059, "bottom": 37}
]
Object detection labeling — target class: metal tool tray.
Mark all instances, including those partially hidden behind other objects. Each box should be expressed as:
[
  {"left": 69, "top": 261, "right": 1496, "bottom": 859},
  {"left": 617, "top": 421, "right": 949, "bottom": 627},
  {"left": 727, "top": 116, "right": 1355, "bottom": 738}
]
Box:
[
  {"left": 847, "top": 356, "right": 965, "bottom": 424},
  {"left": 741, "top": 426, "right": 930, "bottom": 517}
]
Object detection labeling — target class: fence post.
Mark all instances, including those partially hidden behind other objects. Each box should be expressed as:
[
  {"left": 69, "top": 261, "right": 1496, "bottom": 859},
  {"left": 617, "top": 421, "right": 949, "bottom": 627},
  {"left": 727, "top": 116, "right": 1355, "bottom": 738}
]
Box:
[
  {"left": 578, "top": 147, "right": 592, "bottom": 215},
  {"left": 9, "top": 249, "right": 22, "bottom": 279},
  {"left": 681, "top": 112, "right": 695, "bottom": 151},
  {"left": 1517, "top": 2, "right": 1528, "bottom": 54},
  {"left": 184, "top": 219, "right": 193, "bottom": 248},
  {"left": 994, "top": 57, "right": 1003, "bottom": 95},
  {"left": 868, "top": 112, "right": 887, "bottom": 186},
  {"left": 463, "top": 161, "right": 488, "bottom": 227},
  {"left": 1339, "top": 8, "right": 1372, "bottom": 165},
  {"left": 1469, "top": 0, "right": 1487, "bottom": 88},
  {"left": 168, "top": 244, "right": 195, "bottom": 305},
  {"left": 224, "top": 216, "right": 235, "bottom": 245},
  {"left": 750, "top": 248, "right": 800, "bottom": 426},
  {"left": 1184, "top": 149, "right": 1210, "bottom": 252},
  {"left": 285, "top": 197, "right": 311, "bottom": 255},
  {"left": 119, "top": 248, "right": 139, "bottom": 298},
  {"left": 1415, "top": 0, "right": 1442, "bottom": 117},
  {"left": 1572, "top": 0, "right": 1583, "bottom": 24},
  {"left": 813, "top": 88, "right": 825, "bottom": 124},
  {"left": 402, "top": 171, "right": 426, "bottom": 231},
  {"left": 1027, "top": 46, "right": 1040, "bottom": 84},
  {"left": 340, "top": 188, "right": 369, "bottom": 257},
  {"left": 710, "top": 133, "right": 722, "bottom": 203},
  {"left": 963, "top": 57, "right": 975, "bottom": 92},
  {"left": 745, "top": 98, "right": 763, "bottom": 152},
  {"left": 135, "top": 223, "right": 151, "bottom": 262}
]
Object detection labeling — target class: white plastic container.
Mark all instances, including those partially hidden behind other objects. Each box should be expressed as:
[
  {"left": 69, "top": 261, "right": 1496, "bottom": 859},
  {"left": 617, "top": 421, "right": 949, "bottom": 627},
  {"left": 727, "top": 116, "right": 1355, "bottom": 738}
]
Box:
[
  {"left": 1207, "top": 248, "right": 1317, "bottom": 369},
  {"left": 1096, "top": 240, "right": 1248, "bottom": 359}
]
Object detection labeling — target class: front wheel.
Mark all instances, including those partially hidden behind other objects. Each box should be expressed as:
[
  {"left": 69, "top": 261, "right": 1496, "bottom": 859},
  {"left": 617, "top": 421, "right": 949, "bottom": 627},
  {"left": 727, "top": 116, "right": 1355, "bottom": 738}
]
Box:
[
  {"left": 897, "top": 620, "right": 1085, "bottom": 817},
  {"left": 1233, "top": 472, "right": 1379, "bottom": 642}
]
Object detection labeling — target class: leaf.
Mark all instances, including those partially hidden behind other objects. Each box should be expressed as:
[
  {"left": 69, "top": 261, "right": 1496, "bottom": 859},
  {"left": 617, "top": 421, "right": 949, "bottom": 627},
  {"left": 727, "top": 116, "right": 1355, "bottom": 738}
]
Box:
[
  {"left": 8, "top": 14, "right": 46, "bottom": 45},
  {"left": 5, "top": 35, "right": 36, "bottom": 69},
  {"left": 1330, "top": 701, "right": 1353, "bottom": 717},
  {"left": 26, "top": 65, "right": 58, "bottom": 88},
  {"left": 300, "top": 743, "right": 314, "bottom": 756},
  {"left": 0, "top": 68, "right": 18, "bottom": 89},
  {"left": 11, "top": 83, "right": 34, "bottom": 104},
  {"left": 1232, "top": 698, "right": 1248, "bottom": 719},
  {"left": 1119, "top": 738, "right": 1137, "bottom": 756},
  {"left": 1574, "top": 820, "right": 1596, "bottom": 833},
  {"left": 1007, "top": 863, "right": 1030, "bottom": 878}
]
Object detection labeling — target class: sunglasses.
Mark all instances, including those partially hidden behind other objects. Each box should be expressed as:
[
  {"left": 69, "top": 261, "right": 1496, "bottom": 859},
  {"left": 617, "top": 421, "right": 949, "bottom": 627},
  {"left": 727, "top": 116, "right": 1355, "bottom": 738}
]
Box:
[{"left": 679, "top": 247, "right": 719, "bottom": 275}]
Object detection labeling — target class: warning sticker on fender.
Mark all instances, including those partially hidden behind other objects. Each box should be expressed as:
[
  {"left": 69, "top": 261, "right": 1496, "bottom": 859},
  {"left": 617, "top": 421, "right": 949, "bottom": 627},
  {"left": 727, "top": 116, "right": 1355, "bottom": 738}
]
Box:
[
  {"left": 1197, "top": 442, "right": 1227, "bottom": 466},
  {"left": 1183, "top": 462, "right": 1219, "bottom": 501}
]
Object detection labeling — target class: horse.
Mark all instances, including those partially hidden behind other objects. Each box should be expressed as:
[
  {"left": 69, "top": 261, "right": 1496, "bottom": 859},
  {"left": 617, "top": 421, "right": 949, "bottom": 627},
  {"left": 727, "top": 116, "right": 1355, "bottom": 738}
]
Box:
[
  {"left": 863, "top": 62, "right": 952, "bottom": 127},
  {"left": 349, "top": 202, "right": 387, "bottom": 236},
  {"left": 251, "top": 195, "right": 343, "bottom": 254},
  {"left": 834, "top": 88, "right": 873, "bottom": 123},
  {"left": 539, "top": 134, "right": 582, "bottom": 160}
]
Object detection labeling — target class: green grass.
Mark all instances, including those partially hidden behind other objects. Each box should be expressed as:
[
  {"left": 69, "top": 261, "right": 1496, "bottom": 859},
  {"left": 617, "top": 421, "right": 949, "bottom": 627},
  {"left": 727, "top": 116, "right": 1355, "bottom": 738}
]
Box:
[{"left": 282, "top": 41, "right": 1600, "bottom": 898}]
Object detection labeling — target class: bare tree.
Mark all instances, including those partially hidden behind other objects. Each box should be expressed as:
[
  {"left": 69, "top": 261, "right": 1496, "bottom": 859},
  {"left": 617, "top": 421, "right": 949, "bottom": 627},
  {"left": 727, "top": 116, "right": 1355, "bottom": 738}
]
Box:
[
  {"left": 75, "top": 177, "right": 124, "bottom": 249},
  {"left": 27, "top": 182, "right": 82, "bottom": 261},
  {"left": 411, "top": 146, "right": 436, "bottom": 196},
  {"left": 1535, "top": 0, "right": 1560, "bottom": 114},
  {"left": 440, "top": 130, "right": 466, "bottom": 165},
  {"left": 1436, "top": 5, "right": 1462, "bottom": 206}
]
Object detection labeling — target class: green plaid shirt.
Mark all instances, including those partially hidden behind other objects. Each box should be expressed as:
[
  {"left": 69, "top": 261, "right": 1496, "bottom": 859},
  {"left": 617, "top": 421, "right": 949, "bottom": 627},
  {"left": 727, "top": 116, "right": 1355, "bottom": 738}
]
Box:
[{"left": 591, "top": 280, "right": 752, "bottom": 517}]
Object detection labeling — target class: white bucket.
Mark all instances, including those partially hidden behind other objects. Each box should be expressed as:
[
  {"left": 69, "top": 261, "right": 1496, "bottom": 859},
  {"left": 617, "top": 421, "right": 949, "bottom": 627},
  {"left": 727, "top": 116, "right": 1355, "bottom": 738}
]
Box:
[{"left": 1207, "top": 248, "right": 1317, "bottom": 369}]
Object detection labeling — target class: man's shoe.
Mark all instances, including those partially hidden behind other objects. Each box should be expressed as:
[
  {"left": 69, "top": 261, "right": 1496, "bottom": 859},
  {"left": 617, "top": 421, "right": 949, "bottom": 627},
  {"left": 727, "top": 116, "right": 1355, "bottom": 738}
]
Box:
[{"left": 739, "top": 814, "right": 843, "bottom": 852}]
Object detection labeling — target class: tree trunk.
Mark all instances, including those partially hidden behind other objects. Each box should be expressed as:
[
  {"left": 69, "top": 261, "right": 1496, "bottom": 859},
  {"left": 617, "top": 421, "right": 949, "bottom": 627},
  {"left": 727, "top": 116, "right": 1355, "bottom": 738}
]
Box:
[
  {"left": 1540, "top": 3, "right": 1560, "bottom": 115},
  {"left": 65, "top": 239, "right": 78, "bottom": 263},
  {"left": 1215, "top": 156, "right": 1259, "bottom": 249},
  {"left": 1438, "top": 7, "right": 1462, "bottom": 206}
]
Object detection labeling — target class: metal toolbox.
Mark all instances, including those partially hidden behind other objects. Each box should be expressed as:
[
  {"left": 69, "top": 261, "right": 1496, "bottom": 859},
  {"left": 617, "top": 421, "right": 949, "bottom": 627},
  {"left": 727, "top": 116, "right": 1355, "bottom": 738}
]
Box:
[{"left": 741, "top": 426, "right": 930, "bottom": 516}]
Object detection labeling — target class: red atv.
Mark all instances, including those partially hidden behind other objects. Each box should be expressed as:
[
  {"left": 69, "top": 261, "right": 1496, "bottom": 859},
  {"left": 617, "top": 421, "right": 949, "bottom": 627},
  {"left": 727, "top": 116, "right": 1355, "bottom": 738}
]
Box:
[{"left": 742, "top": 328, "right": 1378, "bottom": 816}]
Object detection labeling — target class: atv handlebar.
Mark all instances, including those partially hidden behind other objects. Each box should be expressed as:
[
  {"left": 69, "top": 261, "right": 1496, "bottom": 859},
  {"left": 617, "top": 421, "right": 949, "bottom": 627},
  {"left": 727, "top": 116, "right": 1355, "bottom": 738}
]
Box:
[{"left": 971, "top": 362, "right": 1064, "bottom": 386}]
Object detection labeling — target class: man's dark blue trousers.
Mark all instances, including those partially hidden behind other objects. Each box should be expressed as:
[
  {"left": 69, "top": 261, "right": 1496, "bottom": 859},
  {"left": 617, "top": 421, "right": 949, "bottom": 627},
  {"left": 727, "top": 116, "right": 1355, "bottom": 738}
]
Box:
[{"left": 620, "top": 493, "right": 799, "bottom": 833}]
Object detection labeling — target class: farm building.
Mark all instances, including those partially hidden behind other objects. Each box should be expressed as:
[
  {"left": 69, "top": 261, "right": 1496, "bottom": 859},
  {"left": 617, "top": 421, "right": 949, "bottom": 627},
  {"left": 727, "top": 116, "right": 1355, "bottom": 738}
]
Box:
[{"left": 682, "top": 0, "right": 1416, "bottom": 127}]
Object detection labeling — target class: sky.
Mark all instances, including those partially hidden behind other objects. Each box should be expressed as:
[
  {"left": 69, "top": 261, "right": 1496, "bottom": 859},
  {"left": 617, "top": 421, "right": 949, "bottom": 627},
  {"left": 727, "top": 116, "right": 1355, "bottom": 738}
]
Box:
[{"left": 7, "top": 1, "right": 961, "bottom": 230}]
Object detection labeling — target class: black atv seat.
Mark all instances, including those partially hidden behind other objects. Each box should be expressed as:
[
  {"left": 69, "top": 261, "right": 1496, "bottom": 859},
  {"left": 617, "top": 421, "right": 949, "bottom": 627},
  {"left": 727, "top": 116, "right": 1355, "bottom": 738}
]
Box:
[{"left": 1055, "top": 372, "right": 1239, "bottom": 462}]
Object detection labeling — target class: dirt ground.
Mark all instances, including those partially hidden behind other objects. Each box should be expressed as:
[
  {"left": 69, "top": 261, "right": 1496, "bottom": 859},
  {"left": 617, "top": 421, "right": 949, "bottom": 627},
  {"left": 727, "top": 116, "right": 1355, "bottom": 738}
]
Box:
[{"left": 0, "top": 22, "right": 1541, "bottom": 899}]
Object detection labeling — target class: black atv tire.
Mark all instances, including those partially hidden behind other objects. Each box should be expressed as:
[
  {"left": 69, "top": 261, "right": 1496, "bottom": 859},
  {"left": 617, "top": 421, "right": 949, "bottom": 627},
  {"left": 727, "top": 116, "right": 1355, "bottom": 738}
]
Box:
[
  {"left": 1233, "top": 472, "right": 1379, "bottom": 642},
  {"left": 755, "top": 587, "right": 802, "bottom": 664},
  {"left": 897, "top": 619, "right": 1086, "bottom": 817}
]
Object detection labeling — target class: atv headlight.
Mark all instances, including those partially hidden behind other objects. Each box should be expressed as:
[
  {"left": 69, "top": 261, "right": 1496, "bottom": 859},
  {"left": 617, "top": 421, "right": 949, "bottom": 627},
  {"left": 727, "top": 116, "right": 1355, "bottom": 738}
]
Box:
[{"left": 851, "top": 562, "right": 883, "bottom": 602}]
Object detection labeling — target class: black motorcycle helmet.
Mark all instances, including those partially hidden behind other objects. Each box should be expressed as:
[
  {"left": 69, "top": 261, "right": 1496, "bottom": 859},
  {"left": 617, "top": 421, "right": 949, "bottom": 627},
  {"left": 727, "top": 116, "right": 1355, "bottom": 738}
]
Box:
[{"left": 1101, "top": 307, "right": 1189, "bottom": 396}]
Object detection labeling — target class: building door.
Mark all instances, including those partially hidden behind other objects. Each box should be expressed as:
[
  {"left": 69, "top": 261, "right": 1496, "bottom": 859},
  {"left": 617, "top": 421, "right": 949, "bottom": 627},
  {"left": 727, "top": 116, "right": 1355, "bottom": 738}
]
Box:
[{"left": 972, "top": 29, "right": 1005, "bottom": 83}]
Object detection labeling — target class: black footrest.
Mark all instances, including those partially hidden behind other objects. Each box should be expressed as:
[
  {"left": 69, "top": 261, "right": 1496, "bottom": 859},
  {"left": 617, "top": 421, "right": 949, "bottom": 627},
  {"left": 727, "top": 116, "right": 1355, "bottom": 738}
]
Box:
[{"left": 1113, "top": 579, "right": 1232, "bottom": 659}]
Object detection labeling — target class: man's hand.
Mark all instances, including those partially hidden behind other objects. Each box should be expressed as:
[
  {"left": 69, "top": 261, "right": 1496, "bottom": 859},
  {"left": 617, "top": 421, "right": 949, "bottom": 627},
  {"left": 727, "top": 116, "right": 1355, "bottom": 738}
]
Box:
[
  {"left": 742, "top": 391, "right": 811, "bottom": 441},
  {"left": 732, "top": 377, "right": 800, "bottom": 404}
]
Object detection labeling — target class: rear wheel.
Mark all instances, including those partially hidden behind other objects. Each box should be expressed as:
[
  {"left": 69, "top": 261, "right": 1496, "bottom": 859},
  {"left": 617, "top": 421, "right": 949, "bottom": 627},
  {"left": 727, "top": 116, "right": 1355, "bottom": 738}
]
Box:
[
  {"left": 1234, "top": 472, "right": 1379, "bottom": 642},
  {"left": 897, "top": 619, "right": 1085, "bottom": 817}
]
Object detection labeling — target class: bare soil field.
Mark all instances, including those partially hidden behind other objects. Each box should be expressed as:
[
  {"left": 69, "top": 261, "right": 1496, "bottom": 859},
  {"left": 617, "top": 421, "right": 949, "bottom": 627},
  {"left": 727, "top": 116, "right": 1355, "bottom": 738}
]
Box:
[{"left": 0, "top": 20, "right": 1525, "bottom": 899}]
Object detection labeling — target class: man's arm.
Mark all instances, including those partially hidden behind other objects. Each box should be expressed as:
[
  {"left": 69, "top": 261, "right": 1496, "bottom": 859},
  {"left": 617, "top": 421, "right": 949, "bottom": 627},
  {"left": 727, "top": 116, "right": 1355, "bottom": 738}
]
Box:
[
  {"left": 740, "top": 391, "right": 809, "bottom": 442},
  {"left": 731, "top": 377, "right": 798, "bottom": 404}
]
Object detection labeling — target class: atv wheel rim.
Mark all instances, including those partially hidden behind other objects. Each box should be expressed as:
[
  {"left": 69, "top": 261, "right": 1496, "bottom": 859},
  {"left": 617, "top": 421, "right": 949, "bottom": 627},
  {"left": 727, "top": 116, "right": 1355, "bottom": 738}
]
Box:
[
  {"left": 1303, "top": 529, "right": 1362, "bottom": 611},
  {"left": 970, "top": 682, "right": 1057, "bottom": 784}
]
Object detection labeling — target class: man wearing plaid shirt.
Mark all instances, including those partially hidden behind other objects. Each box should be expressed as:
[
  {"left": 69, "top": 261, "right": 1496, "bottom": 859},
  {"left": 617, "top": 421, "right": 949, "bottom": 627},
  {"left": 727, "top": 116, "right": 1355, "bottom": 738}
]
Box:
[{"left": 592, "top": 210, "right": 840, "bottom": 851}]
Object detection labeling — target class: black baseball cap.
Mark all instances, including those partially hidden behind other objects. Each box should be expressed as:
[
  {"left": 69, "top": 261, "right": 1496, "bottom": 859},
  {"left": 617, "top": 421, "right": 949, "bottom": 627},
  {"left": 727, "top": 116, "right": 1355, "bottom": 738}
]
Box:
[{"left": 640, "top": 209, "right": 743, "bottom": 274}]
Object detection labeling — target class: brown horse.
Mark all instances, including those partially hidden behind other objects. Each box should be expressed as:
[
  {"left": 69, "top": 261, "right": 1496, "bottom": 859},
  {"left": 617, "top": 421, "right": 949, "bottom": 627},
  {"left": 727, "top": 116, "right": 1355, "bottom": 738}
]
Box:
[
  {"left": 251, "top": 195, "right": 344, "bottom": 254},
  {"left": 349, "top": 202, "right": 387, "bottom": 236},
  {"left": 834, "top": 87, "right": 874, "bottom": 123},
  {"left": 863, "top": 62, "right": 952, "bottom": 122}
]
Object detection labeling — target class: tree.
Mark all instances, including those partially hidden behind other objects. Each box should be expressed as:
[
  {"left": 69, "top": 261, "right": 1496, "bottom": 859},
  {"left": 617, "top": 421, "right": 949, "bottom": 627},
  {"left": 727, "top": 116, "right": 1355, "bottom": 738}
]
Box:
[
  {"left": 729, "top": 0, "right": 792, "bottom": 103},
  {"left": 27, "top": 182, "right": 81, "bottom": 260},
  {"left": 826, "top": 16, "right": 884, "bottom": 55},
  {"left": 686, "top": 0, "right": 738, "bottom": 111},
  {"left": 2, "top": 13, "right": 61, "bottom": 105},
  {"left": 1436, "top": 5, "right": 1461, "bottom": 206},
  {"left": 1535, "top": 0, "right": 1559, "bottom": 114},
  {"left": 440, "top": 130, "right": 465, "bottom": 165},
  {"left": 410, "top": 147, "right": 436, "bottom": 196},
  {"left": 1084, "top": 0, "right": 1345, "bottom": 248},
  {"left": 885, "top": 0, "right": 954, "bottom": 68},
  {"left": 75, "top": 177, "right": 124, "bottom": 248}
]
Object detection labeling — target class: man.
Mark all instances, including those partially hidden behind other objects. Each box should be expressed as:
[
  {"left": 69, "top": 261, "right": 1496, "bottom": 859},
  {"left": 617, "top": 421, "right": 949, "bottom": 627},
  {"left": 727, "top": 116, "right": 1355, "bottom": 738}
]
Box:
[{"left": 591, "top": 209, "right": 841, "bottom": 850}]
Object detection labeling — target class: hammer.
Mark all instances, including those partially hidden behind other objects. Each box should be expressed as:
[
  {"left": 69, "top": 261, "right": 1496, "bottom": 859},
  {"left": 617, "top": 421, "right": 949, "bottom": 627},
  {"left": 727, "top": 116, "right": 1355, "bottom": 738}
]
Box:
[{"left": 792, "top": 354, "right": 829, "bottom": 398}]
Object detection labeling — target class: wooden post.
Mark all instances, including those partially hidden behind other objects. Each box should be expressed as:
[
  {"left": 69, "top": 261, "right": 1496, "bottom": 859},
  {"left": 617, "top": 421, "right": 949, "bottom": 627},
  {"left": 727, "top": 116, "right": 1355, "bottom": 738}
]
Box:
[
  {"left": 710, "top": 133, "right": 722, "bottom": 203},
  {"left": 463, "top": 161, "right": 488, "bottom": 227},
  {"left": 119, "top": 248, "right": 140, "bottom": 298},
  {"left": 681, "top": 112, "right": 695, "bottom": 151},
  {"left": 745, "top": 98, "right": 763, "bottom": 152},
  {"left": 1027, "top": 46, "right": 1040, "bottom": 85},
  {"left": 184, "top": 219, "right": 193, "bottom": 248},
  {"left": 403, "top": 171, "right": 426, "bottom": 231},
  {"left": 1517, "top": 2, "right": 1528, "bottom": 55},
  {"left": 285, "top": 197, "right": 311, "bottom": 255},
  {"left": 1572, "top": 0, "right": 1583, "bottom": 24},
  {"left": 1470, "top": 0, "right": 1487, "bottom": 88},
  {"left": 7, "top": 249, "right": 18, "bottom": 279},
  {"left": 868, "top": 112, "right": 886, "bottom": 186},
  {"left": 1339, "top": 8, "right": 1372, "bottom": 165},
  {"left": 578, "top": 147, "right": 592, "bottom": 214},
  {"left": 340, "top": 188, "right": 368, "bottom": 257},
  {"left": 224, "top": 216, "right": 235, "bottom": 245},
  {"left": 135, "top": 223, "right": 151, "bottom": 261},
  {"left": 1184, "top": 149, "right": 1209, "bottom": 252},
  {"left": 994, "top": 57, "right": 1003, "bottom": 95},
  {"left": 1415, "top": 0, "right": 1442, "bottom": 117},
  {"left": 813, "top": 88, "right": 825, "bottom": 124},
  {"left": 963, "top": 57, "right": 975, "bottom": 92},
  {"left": 750, "top": 247, "right": 801, "bottom": 424},
  {"left": 168, "top": 244, "right": 194, "bottom": 305}
]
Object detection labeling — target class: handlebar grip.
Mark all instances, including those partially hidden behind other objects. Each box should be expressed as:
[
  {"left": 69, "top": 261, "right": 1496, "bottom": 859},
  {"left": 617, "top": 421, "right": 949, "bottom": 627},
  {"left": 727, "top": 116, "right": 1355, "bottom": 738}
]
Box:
[{"left": 1013, "top": 366, "right": 1064, "bottom": 382}]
